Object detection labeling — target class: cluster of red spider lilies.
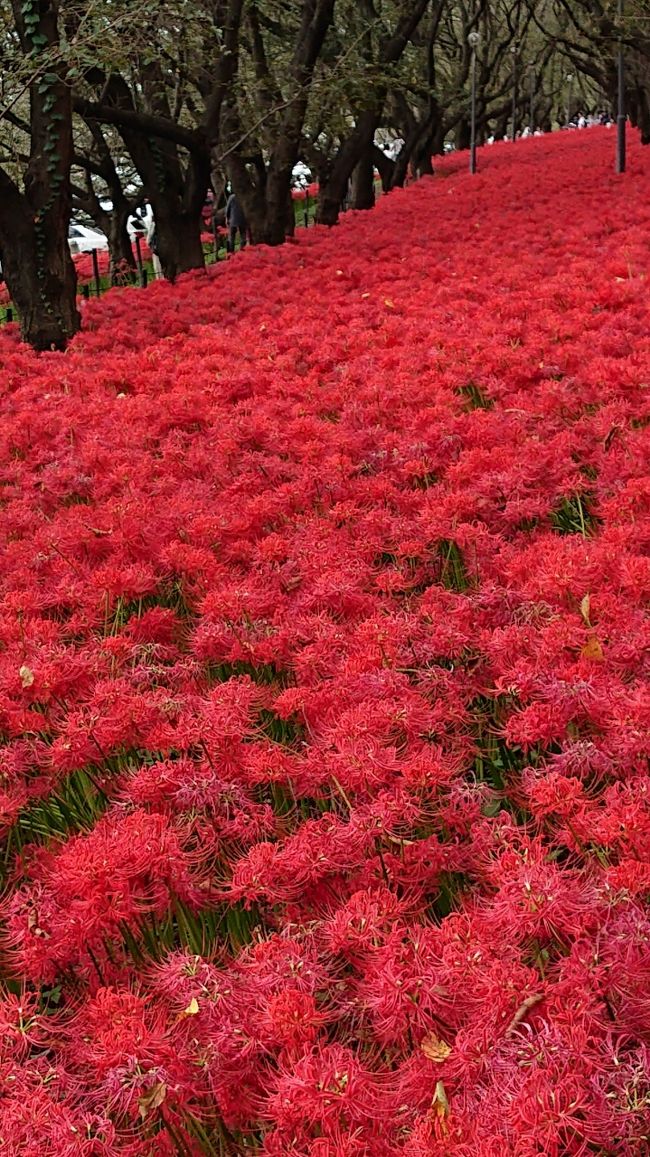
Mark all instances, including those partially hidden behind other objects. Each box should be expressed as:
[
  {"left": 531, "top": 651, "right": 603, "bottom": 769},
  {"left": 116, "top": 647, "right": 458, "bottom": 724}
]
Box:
[{"left": 0, "top": 129, "right": 649, "bottom": 1155}]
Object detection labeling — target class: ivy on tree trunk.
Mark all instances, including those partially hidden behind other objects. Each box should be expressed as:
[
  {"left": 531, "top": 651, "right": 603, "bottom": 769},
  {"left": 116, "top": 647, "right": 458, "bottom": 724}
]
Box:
[{"left": 0, "top": 0, "right": 80, "bottom": 351}]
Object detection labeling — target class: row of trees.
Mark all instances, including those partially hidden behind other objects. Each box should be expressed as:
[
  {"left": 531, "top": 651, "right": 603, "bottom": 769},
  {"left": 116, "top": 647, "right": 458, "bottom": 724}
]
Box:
[{"left": 0, "top": 0, "right": 636, "bottom": 350}]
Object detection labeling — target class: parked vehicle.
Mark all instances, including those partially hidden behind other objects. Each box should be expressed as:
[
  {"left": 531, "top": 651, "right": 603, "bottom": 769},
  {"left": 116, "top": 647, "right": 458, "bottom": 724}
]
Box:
[{"left": 68, "top": 224, "right": 108, "bottom": 254}]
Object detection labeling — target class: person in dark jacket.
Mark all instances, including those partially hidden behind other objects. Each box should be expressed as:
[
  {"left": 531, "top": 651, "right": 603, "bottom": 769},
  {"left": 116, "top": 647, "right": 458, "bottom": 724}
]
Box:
[{"left": 225, "top": 192, "right": 247, "bottom": 252}]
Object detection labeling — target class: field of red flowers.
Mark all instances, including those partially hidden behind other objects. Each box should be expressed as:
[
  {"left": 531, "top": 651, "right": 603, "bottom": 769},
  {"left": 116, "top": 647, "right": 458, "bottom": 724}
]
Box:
[{"left": 1, "top": 128, "right": 650, "bottom": 1156}]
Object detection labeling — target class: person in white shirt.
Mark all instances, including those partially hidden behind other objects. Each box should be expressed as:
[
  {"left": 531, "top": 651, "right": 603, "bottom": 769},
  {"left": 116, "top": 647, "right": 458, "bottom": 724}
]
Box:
[{"left": 143, "top": 204, "right": 163, "bottom": 280}]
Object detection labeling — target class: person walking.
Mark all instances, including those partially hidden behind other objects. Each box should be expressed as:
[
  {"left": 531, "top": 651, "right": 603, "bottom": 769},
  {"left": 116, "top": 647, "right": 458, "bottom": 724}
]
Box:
[
  {"left": 143, "top": 203, "right": 163, "bottom": 280},
  {"left": 225, "top": 191, "right": 247, "bottom": 253}
]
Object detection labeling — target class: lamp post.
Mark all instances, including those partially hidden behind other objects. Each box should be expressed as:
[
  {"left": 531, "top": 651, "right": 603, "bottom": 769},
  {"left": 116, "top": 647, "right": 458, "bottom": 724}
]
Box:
[
  {"left": 468, "top": 30, "right": 480, "bottom": 174},
  {"left": 510, "top": 46, "right": 518, "bottom": 141},
  {"left": 566, "top": 72, "right": 574, "bottom": 126},
  {"left": 617, "top": 0, "right": 626, "bottom": 172},
  {"left": 528, "top": 64, "right": 535, "bottom": 132}
]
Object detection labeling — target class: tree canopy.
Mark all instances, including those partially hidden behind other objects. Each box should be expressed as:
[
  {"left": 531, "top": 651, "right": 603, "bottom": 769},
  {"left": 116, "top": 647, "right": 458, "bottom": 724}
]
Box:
[{"left": 0, "top": 0, "right": 642, "bottom": 348}]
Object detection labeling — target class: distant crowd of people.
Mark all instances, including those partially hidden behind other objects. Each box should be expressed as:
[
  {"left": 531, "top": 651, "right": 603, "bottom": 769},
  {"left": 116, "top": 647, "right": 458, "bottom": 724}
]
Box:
[
  {"left": 485, "top": 109, "right": 613, "bottom": 146},
  {"left": 565, "top": 111, "right": 613, "bottom": 129}
]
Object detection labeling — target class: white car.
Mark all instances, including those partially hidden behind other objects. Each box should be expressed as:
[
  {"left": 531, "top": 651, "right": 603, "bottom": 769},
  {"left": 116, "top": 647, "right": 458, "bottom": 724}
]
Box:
[
  {"left": 0, "top": 225, "right": 107, "bottom": 277},
  {"left": 68, "top": 223, "right": 108, "bottom": 254}
]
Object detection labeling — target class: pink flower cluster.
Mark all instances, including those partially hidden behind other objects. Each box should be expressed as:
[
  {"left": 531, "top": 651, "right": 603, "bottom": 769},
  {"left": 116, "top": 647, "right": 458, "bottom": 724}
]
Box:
[{"left": 1, "top": 130, "right": 650, "bottom": 1155}]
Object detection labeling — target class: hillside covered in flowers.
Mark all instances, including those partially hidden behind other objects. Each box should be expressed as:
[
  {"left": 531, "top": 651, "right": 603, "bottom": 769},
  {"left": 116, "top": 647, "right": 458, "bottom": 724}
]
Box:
[{"left": 1, "top": 129, "right": 650, "bottom": 1156}]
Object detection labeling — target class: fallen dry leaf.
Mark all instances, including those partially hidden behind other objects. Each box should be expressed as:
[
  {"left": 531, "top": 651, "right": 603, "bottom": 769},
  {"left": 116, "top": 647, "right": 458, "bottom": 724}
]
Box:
[
  {"left": 581, "top": 636, "right": 604, "bottom": 661},
  {"left": 432, "top": 1080, "right": 450, "bottom": 1134},
  {"left": 138, "top": 1082, "right": 167, "bottom": 1121},
  {"left": 421, "top": 1033, "right": 452, "bottom": 1062}
]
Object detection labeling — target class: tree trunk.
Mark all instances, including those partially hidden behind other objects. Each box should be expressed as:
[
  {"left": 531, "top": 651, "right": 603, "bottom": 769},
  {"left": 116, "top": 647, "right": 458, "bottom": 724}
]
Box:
[
  {"left": 285, "top": 189, "right": 296, "bottom": 238},
  {"left": 414, "top": 142, "right": 435, "bottom": 177},
  {"left": 432, "top": 123, "right": 446, "bottom": 156},
  {"left": 373, "top": 146, "right": 395, "bottom": 192},
  {"left": 392, "top": 112, "right": 440, "bottom": 188},
  {"left": 106, "top": 212, "right": 137, "bottom": 284},
  {"left": 225, "top": 0, "right": 336, "bottom": 245},
  {"left": 495, "top": 113, "right": 509, "bottom": 140},
  {"left": 71, "top": 195, "right": 137, "bottom": 286},
  {"left": 82, "top": 72, "right": 209, "bottom": 284},
  {"left": 408, "top": 120, "right": 438, "bottom": 180},
  {"left": 392, "top": 143, "right": 413, "bottom": 188},
  {"left": 316, "top": 0, "right": 429, "bottom": 226},
  {"left": 411, "top": 101, "right": 442, "bottom": 178},
  {"left": 456, "top": 119, "right": 471, "bottom": 151},
  {"left": 0, "top": 0, "right": 80, "bottom": 351},
  {"left": 210, "top": 157, "right": 228, "bottom": 211},
  {"left": 226, "top": 147, "right": 297, "bottom": 246},
  {"left": 634, "top": 87, "right": 650, "bottom": 145},
  {"left": 225, "top": 144, "right": 268, "bottom": 244},
  {"left": 350, "top": 149, "right": 376, "bottom": 210},
  {"left": 316, "top": 110, "right": 378, "bottom": 225},
  {"left": 1, "top": 197, "right": 79, "bottom": 350},
  {"left": 264, "top": 167, "right": 296, "bottom": 244},
  {"left": 317, "top": 189, "right": 345, "bottom": 227},
  {"left": 155, "top": 210, "right": 206, "bottom": 281}
]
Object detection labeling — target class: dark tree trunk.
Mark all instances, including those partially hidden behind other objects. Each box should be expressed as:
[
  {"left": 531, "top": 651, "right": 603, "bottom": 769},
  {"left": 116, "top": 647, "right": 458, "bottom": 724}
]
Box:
[
  {"left": 225, "top": 145, "right": 268, "bottom": 243},
  {"left": 135, "top": 72, "right": 210, "bottom": 282},
  {"left": 265, "top": 165, "right": 298, "bottom": 244},
  {"left": 1, "top": 195, "right": 79, "bottom": 350},
  {"left": 391, "top": 109, "right": 439, "bottom": 188},
  {"left": 156, "top": 209, "right": 207, "bottom": 279},
  {"left": 73, "top": 198, "right": 136, "bottom": 286},
  {"left": 317, "top": 188, "right": 344, "bottom": 227},
  {"left": 0, "top": 0, "right": 80, "bottom": 351},
  {"left": 316, "top": 111, "right": 378, "bottom": 225},
  {"left": 210, "top": 157, "right": 228, "bottom": 212},
  {"left": 414, "top": 144, "right": 435, "bottom": 177},
  {"left": 392, "top": 143, "right": 412, "bottom": 188},
  {"left": 373, "top": 146, "right": 395, "bottom": 192},
  {"left": 456, "top": 119, "right": 471, "bottom": 151},
  {"left": 285, "top": 188, "right": 296, "bottom": 238},
  {"left": 631, "top": 86, "right": 650, "bottom": 144},
  {"left": 78, "top": 72, "right": 211, "bottom": 283},
  {"left": 432, "top": 123, "right": 446, "bottom": 156},
  {"left": 74, "top": 0, "right": 243, "bottom": 280},
  {"left": 411, "top": 101, "right": 442, "bottom": 178},
  {"left": 106, "top": 212, "right": 137, "bottom": 284},
  {"left": 225, "top": 0, "right": 336, "bottom": 246},
  {"left": 316, "top": 0, "right": 429, "bottom": 226},
  {"left": 496, "top": 113, "right": 509, "bottom": 139},
  {"left": 350, "top": 148, "right": 375, "bottom": 210}
]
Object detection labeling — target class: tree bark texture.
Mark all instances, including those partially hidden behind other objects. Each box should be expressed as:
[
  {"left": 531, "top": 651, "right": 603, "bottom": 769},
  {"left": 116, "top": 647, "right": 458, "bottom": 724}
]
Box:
[{"left": 0, "top": 0, "right": 80, "bottom": 350}]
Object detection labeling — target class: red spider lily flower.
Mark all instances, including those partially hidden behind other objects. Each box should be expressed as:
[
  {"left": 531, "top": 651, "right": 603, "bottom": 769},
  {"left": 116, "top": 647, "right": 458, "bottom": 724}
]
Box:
[{"left": 1, "top": 129, "right": 650, "bottom": 1152}]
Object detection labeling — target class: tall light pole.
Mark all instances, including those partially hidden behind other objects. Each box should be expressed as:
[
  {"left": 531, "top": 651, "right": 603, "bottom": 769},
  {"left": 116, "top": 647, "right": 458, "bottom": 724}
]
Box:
[
  {"left": 617, "top": 0, "right": 626, "bottom": 172},
  {"left": 566, "top": 72, "right": 574, "bottom": 126},
  {"left": 469, "top": 30, "right": 480, "bottom": 174},
  {"left": 529, "top": 64, "right": 535, "bottom": 132},
  {"left": 510, "top": 46, "right": 518, "bottom": 141}
]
